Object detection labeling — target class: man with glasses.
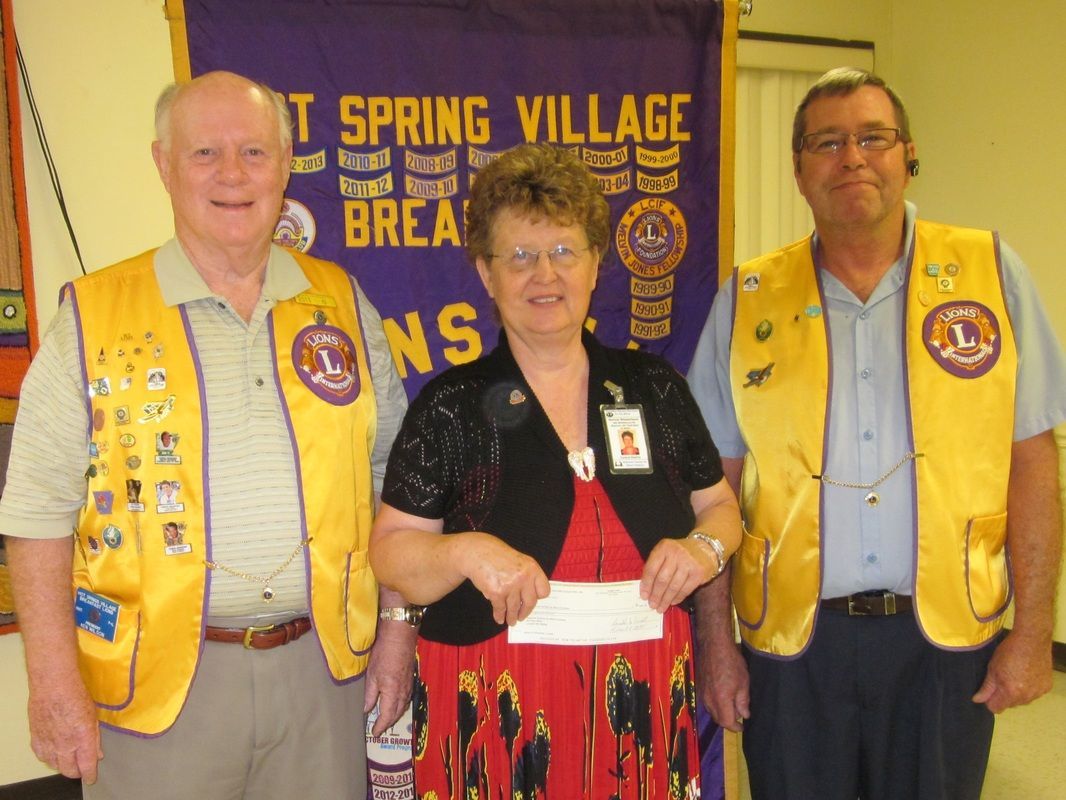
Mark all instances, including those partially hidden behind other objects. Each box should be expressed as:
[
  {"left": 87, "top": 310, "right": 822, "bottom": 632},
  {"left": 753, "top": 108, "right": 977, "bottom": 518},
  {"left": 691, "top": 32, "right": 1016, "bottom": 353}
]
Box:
[{"left": 688, "top": 67, "right": 1066, "bottom": 799}]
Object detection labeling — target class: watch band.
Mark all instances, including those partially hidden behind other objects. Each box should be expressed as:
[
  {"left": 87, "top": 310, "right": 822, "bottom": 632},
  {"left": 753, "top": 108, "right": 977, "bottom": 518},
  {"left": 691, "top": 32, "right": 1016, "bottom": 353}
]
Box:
[
  {"left": 689, "top": 531, "right": 727, "bottom": 578},
  {"left": 378, "top": 606, "right": 424, "bottom": 626}
]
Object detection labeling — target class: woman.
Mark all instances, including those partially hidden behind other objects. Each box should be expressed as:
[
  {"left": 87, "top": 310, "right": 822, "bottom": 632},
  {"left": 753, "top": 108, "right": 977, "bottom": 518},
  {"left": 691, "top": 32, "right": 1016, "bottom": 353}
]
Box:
[{"left": 370, "top": 143, "right": 741, "bottom": 799}]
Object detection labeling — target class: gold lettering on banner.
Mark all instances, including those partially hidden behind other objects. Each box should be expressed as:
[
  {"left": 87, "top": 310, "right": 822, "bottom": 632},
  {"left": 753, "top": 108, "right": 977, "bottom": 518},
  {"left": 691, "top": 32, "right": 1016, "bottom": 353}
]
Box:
[
  {"left": 467, "top": 145, "right": 505, "bottom": 170},
  {"left": 582, "top": 145, "right": 629, "bottom": 169},
  {"left": 630, "top": 275, "right": 675, "bottom": 298},
  {"left": 343, "top": 200, "right": 462, "bottom": 248},
  {"left": 439, "top": 302, "right": 482, "bottom": 365},
  {"left": 381, "top": 302, "right": 485, "bottom": 378},
  {"left": 593, "top": 169, "right": 632, "bottom": 196},
  {"left": 516, "top": 93, "right": 691, "bottom": 144},
  {"left": 405, "top": 172, "right": 459, "bottom": 199},
  {"left": 339, "top": 95, "right": 490, "bottom": 146},
  {"left": 338, "top": 147, "right": 391, "bottom": 173},
  {"left": 631, "top": 297, "right": 673, "bottom": 318},
  {"left": 636, "top": 168, "right": 679, "bottom": 195},
  {"left": 287, "top": 93, "right": 315, "bottom": 143},
  {"left": 405, "top": 148, "right": 458, "bottom": 175},
  {"left": 636, "top": 144, "right": 681, "bottom": 168},
  {"left": 291, "top": 150, "right": 327, "bottom": 174},
  {"left": 630, "top": 317, "right": 671, "bottom": 340},
  {"left": 383, "top": 312, "right": 434, "bottom": 378},
  {"left": 339, "top": 173, "right": 394, "bottom": 199}
]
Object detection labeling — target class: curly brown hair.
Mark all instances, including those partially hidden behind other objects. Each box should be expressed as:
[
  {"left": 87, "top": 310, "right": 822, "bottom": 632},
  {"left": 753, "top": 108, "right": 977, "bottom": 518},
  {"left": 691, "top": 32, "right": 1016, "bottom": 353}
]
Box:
[{"left": 465, "top": 143, "right": 611, "bottom": 264}]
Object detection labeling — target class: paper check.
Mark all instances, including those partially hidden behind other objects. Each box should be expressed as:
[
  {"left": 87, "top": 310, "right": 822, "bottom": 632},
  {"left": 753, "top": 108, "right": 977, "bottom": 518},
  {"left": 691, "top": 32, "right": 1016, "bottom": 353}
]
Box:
[{"left": 507, "top": 580, "right": 663, "bottom": 646}]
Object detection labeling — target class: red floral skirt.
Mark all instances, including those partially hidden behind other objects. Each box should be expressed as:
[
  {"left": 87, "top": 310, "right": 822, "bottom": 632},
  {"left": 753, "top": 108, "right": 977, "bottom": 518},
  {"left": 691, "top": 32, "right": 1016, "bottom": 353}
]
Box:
[{"left": 411, "top": 478, "right": 700, "bottom": 799}]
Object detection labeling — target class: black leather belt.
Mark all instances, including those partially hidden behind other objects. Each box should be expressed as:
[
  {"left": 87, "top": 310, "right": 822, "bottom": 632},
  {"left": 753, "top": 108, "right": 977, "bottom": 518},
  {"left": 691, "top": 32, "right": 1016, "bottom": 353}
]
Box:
[
  {"left": 820, "top": 591, "right": 912, "bottom": 616},
  {"left": 205, "top": 616, "right": 312, "bottom": 649}
]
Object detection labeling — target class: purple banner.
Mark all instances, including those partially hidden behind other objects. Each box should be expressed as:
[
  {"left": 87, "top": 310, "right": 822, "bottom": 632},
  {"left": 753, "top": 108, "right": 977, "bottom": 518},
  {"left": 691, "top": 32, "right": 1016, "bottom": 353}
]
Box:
[
  {"left": 175, "top": 0, "right": 725, "bottom": 398},
  {"left": 174, "top": 2, "right": 729, "bottom": 796}
]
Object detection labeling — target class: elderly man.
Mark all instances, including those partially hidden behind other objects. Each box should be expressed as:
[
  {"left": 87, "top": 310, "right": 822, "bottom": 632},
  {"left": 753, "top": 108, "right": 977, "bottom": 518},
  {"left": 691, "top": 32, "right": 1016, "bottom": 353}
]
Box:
[
  {"left": 1, "top": 71, "right": 415, "bottom": 798},
  {"left": 689, "top": 67, "right": 1066, "bottom": 799}
]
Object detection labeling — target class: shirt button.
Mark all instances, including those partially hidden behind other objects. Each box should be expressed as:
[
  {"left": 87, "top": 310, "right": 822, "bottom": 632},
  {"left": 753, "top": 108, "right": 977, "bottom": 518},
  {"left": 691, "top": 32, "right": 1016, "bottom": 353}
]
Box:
[
  {"left": 861, "top": 368, "right": 872, "bottom": 379},
  {"left": 863, "top": 430, "right": 874, "bottom": 441},
  {"left": 866, "top": 553, "right": 879, "bottom": 563},
  {"left": 255, "top": 377, "right": 265, "bottom": 387},
  {"left": 859, "top": 311, "right": 870, "bottom": 320},
  {"left": 217, "top": 302, "right": 226, "bottom": 310}
]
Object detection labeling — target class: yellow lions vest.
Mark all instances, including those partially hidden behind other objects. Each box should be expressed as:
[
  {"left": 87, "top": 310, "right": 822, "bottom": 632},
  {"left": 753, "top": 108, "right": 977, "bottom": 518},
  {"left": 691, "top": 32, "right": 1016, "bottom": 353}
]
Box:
[
  {"left": 729, "top": 220, "right": 1016, "bottom": 656},
  {"left": 68, "top": 247, "right": 378, "bottom": 734}
]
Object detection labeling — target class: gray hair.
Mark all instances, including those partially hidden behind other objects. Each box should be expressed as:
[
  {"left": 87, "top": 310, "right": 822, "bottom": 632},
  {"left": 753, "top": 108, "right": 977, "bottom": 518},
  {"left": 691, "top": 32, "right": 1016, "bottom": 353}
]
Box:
[
  {"left": 154, "top": 73, "right": 293, "bottom": 151},
  {"left": 792, "top": 67, "right": 912, "bottom": 153}
]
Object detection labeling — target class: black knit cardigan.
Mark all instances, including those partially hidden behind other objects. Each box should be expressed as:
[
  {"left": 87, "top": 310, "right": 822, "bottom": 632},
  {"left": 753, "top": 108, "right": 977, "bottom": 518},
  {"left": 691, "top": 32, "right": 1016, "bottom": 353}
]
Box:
[{"left": 381, "top": 329, "right": 723, "bottom": 645}]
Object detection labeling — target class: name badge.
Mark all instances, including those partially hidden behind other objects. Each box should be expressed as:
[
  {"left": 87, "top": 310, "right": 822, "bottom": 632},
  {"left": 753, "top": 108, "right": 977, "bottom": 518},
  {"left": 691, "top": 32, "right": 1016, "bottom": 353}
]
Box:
[
  {"left": 599, "top": 381, "right": 652, "bottom": 475},
  {"left": 74, "top": 587, "right": 120, "bottom": 642}
]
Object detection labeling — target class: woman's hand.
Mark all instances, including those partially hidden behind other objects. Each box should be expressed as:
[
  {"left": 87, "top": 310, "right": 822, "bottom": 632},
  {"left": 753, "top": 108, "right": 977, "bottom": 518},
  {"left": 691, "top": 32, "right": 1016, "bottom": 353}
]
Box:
[
  {"left": 460, "top": 532, "right": 551, "bottom": 625},
  {"left": 639, "top": 536, "right": 720, "bottom": 613}
]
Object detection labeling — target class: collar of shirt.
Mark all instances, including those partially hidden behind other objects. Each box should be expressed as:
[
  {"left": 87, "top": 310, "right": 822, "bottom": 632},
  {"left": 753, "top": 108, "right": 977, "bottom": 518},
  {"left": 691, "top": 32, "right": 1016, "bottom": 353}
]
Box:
[
  {"left": 812, "top": 201, "right": 919, "bottom": 309},
  {"left": 152, "top": 239, "right": 312, "bottom": 308}
]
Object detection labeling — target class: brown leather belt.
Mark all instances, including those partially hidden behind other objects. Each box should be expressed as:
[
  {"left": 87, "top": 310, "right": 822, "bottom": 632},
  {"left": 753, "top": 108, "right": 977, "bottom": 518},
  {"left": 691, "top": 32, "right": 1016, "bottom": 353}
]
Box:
[
  {"left": 820, "top": 591, "right": 912, "bottom": 616},
  {"left": 205, "top": 616, "right": 312, "bottom": 649}
]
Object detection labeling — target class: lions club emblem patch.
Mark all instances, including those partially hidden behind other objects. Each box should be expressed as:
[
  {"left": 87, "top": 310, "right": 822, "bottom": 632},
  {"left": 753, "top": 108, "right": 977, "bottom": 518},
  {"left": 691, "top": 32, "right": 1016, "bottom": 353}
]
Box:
[
  {"left": 292, "top": 325, "right": 360, "bottom": 404},
  {"left": 922, "top": 301, "right": 1001, "bottom": 378}
]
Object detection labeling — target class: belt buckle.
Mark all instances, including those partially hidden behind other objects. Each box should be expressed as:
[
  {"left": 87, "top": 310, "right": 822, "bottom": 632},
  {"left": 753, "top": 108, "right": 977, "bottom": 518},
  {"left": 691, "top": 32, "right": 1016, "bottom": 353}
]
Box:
[
  {"left": 847, "top": 592, "right": 895, "bottom": 616},
  {"left": 242, "top": 623, "right": 276, "bottom": 648}
]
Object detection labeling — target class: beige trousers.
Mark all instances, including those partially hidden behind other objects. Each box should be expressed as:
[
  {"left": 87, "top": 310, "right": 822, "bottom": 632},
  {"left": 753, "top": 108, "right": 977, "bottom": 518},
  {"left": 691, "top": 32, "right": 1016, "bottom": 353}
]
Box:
[{"left": 84, "top": 631, "right": 367, "bottom": 800}]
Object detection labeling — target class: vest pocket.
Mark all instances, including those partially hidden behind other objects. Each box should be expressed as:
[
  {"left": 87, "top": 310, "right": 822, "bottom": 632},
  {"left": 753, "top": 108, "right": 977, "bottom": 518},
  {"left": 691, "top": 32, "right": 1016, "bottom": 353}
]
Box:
[
  {"left": 345, "top": 548, "right": 377, "bottom": 654},
  {"left": 965, "top": 511, "right": 1012, "bottom": 622},
  {"left": 732, "top": 527, "right": 770, "bottom": 629},
  {"left": 75, "top": 597, "right": 140, "bottom": 710}
]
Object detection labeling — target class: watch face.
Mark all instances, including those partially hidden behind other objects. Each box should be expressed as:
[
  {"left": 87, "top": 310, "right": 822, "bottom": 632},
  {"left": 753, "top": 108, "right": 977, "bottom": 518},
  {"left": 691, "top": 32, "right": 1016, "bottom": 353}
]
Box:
[{"left": 405, "top": 606, "right": 424, "bottom": 625}]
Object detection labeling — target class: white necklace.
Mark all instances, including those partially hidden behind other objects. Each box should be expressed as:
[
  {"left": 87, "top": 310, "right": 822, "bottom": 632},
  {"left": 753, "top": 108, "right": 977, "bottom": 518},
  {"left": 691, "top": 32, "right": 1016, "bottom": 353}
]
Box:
[{"left": 567, "top": 446, "right": 596, "bottom": 482}]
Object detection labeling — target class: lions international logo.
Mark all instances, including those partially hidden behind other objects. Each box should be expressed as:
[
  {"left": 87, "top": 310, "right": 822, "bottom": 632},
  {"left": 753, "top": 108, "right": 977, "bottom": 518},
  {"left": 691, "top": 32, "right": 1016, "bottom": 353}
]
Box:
[
  {"left": 292, "top": 325, "right": 359, "bottom": 405},
  {"left": 273, "top": 198, "right": 317, "bottom": 252},
  {"left": 922, "top": 301, "right": 1001, "bottom": 378},
  {"left": 615, "top": 197, "right": 688, "bottom": 280}
]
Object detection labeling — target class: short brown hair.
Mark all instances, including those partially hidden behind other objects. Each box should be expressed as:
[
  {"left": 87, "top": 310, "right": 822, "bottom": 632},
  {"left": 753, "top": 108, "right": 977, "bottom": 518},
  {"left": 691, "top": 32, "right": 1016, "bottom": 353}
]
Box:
[
  {"left": 465, "top": 143, "right": 611, "bottom": 263},
  {"left": 792, "top": 67, "right": 912, "bottom": 153}
]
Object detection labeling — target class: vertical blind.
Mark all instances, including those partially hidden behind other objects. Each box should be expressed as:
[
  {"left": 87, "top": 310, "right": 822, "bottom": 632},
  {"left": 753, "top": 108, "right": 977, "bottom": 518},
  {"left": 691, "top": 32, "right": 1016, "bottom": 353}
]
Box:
[{"left": 732, "top": 38, "right": 875, "bottom": 267}]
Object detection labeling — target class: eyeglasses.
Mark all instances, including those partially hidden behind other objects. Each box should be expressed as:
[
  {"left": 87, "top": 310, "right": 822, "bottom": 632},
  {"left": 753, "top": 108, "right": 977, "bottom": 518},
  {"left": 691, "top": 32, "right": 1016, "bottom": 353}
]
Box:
[
  {"left": 488, "top": 245, "right": 591, "bottom": 271},
  {"left": 800, "top": 127, "right": 903, "bottom": 155}
]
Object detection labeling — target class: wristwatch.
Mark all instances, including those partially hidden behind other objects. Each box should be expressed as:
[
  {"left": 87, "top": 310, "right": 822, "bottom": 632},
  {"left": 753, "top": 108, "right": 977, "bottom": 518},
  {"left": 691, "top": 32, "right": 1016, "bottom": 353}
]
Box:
[
  {"left": 378, "top": 606, "right": 424, "bottom": 626},
  {"left": 689, "top": 531, "right": 727, "bottom": 578}
]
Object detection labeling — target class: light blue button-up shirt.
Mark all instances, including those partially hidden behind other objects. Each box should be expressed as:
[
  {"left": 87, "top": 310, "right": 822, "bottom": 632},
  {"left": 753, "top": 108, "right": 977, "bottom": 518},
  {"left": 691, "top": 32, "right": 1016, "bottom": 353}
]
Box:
[{"left": 688, "top": 203, "right": 1066, "bottom": 598}]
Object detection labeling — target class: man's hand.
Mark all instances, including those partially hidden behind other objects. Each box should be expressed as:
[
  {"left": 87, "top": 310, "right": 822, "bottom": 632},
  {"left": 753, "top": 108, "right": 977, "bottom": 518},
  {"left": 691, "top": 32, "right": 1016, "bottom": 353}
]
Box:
[
  {"left": 972, "top": 628, "right": 1054, "bottom": 713},
  {"left": 364, "top": 587, "right": 419, "bottom": 736},
  {"left": 27, "top": 679, "right": 102, "bottom": 782},
  {"left": 698, "top": 639, "right": 751, "bottom": 732},
  {"left": 6, "top": 535, "right": 103, "bottom": 782}
]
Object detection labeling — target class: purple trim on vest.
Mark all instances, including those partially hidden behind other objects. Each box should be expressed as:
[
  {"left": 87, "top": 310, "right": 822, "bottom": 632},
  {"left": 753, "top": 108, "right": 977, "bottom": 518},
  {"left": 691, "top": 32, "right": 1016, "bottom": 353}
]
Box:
[
  {"left": 93, "top": 624, "right": 141, "bottom": 714},
  {"left": 807, "top": 238, "right": 834, "bottom": 661},
  {"left": 168, "top": 304, "right": 216, "bottom": 728},
  {"left": 179, "top": 304, "right": 214, "bottom": 617},
  {"left": 900, "top": 234, "right": 923, "bottom": 619},
  {"left": 63, "top": 283, "right": 95, "bottom": 441},
  {"left": 965, "top": 520, "right": 1015, "bottom": 623},
  {"left": 728, "top": 266, "right": 739, "bottom": 353},
  {"left": 267, "top": 312, "right": 313, "bottom": 616}
]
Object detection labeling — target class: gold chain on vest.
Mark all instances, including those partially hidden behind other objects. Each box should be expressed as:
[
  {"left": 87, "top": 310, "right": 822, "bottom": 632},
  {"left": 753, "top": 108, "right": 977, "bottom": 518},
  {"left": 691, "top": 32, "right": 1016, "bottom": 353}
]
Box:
[
  {"left": 204, "top": 538, "right": 310, "bottom": 602},
  {"left": 813, "top": 452, "right": 923, "bottom": 507}
]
